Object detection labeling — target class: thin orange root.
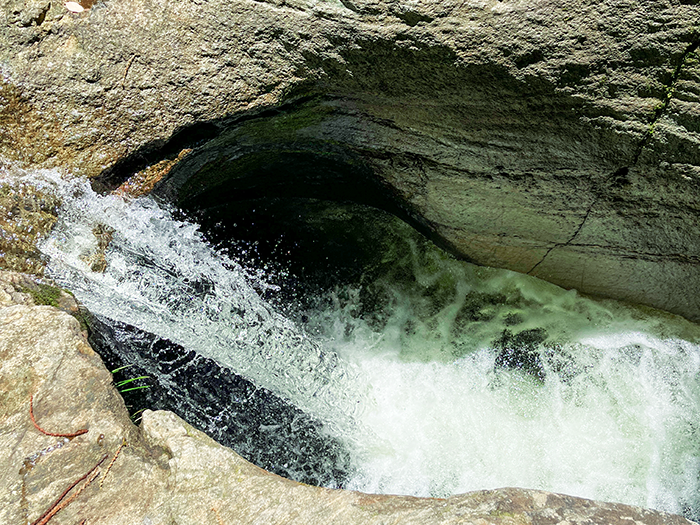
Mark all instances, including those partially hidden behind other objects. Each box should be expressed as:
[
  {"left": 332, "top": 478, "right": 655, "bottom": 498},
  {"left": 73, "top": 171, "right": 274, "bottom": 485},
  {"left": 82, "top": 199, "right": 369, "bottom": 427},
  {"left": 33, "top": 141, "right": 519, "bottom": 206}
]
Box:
[{"left": 29, "top": 395, "right": 88, "bottom": 439}]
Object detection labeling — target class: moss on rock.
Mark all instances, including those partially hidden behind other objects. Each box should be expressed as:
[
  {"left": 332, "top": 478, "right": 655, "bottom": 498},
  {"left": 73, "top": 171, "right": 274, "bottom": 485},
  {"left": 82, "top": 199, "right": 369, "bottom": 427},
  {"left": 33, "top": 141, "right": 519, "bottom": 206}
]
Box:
[{"left": 19, "top": 281, "right": 62, "bottom": 307}]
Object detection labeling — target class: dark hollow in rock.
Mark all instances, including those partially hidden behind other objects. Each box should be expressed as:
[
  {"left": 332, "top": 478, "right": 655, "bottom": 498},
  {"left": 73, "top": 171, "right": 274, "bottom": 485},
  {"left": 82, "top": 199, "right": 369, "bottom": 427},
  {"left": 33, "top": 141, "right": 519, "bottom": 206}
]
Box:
[
  {"left": 88, "top": 314, "right": 353, "bottom": 488},
  {"left": 192, "top": 197, "right": 416, "bottom": 312}
]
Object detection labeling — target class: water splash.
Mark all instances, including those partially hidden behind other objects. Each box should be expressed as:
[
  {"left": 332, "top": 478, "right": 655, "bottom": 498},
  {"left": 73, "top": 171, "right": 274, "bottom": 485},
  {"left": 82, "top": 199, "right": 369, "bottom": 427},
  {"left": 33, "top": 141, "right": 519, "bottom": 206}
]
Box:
[
  {"left": 37, "top": 173, "right": 359, "bottom": 428},
  {"left": 305, "top": 234, "right": 700, "bottom": 516},
  {"left": 24, "top": 169, "right": 700, "bottom": 519}
]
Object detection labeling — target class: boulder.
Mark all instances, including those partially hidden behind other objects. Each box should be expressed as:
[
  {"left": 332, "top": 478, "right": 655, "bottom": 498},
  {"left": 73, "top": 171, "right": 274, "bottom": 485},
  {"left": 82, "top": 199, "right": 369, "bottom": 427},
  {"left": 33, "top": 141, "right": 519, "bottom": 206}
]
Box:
[
  {"left": 0, "top": 270, "right": 697, "bottom": 524},
  {"left": 1, "top": 0, "right": 700, "bottom": 319}
]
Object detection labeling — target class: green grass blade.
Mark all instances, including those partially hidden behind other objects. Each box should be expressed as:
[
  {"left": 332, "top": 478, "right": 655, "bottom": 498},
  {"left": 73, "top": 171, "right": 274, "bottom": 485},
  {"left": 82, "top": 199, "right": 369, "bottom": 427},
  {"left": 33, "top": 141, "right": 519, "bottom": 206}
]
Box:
[
  {"left": 115, "top": 376, "right": 150, "bottom": 388},
  {"left": 119, "top": 385, "right": 151, "bottom": 393},
  {"left": 111, "top": 364, "right": 135, "bottom": 374}
]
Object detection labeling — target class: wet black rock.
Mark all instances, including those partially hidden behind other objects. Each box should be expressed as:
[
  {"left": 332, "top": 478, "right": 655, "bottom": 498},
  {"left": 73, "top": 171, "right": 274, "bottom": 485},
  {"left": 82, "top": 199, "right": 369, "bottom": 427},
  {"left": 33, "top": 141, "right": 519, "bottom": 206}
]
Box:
[{"left": 88, "top": 314, "right": 352, "bottom": 488}]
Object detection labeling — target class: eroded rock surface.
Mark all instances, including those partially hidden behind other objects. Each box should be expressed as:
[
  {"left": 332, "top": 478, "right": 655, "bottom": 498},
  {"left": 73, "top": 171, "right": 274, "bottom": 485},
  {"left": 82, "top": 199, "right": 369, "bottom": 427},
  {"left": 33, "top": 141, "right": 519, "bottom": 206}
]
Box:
[
  {"left": 0, "top": 179, "right": 59, "bottom": 275},
  {"left": 2, "top": 0, "right": 699, "bottom": 319},
  {"left": 0, "top": 271, "right": 697, "bottom": 524}
]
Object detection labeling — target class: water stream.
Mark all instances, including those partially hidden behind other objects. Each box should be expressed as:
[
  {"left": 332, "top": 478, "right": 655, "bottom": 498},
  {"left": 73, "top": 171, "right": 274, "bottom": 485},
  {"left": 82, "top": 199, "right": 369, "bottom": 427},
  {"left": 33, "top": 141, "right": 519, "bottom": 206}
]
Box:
[{"left": 18, "top": 171, "right": 700, "bottom": 518}]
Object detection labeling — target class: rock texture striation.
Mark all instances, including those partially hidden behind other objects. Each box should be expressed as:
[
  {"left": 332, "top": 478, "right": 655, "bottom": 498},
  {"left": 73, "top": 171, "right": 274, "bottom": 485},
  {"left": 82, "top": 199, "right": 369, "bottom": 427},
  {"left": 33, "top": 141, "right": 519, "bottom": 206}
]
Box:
[
  {"left": 2, "top": 0, "right": 700, "bottom": 318},
  {"left": 0, "top": 270, "right": 697, "bottom": 524}
]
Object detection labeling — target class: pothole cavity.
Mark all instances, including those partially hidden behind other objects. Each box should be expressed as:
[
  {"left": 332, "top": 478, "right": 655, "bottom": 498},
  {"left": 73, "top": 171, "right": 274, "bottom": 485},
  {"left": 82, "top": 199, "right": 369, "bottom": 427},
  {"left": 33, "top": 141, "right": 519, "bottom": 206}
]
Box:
[{"left": 29, "top": 171, "right": 700, "bottom": 520}]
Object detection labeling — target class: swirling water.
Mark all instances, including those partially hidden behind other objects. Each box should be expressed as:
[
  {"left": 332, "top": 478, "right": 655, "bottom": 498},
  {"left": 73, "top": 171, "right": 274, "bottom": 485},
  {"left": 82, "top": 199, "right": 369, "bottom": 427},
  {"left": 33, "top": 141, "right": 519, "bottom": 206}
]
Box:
[{"left": 24, "top": 171, "right": 700, "bottom": 518}]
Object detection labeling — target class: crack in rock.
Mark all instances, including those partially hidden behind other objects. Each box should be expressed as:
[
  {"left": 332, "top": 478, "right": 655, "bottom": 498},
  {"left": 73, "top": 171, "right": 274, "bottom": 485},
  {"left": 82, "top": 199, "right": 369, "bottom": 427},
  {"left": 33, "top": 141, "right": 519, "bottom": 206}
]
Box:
[
  {"left": 527, "top": 40, "right": 700, "bottom": 286},
  {"left": 526, "top": 201, "right": 596, "bottom": 275},
  {"left": 633, "top": 38, "right": 700, "bottom": 164}
]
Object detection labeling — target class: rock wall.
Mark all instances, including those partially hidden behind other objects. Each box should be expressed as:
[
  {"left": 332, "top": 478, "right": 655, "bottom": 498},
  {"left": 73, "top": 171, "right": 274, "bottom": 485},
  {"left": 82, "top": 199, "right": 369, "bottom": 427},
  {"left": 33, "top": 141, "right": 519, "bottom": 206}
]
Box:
[
  {"left": 1, "top": 270, "right": 696, "bottom": 524},
  {"left": 2, "top": 0, "right": 700, "bottom": 319}
]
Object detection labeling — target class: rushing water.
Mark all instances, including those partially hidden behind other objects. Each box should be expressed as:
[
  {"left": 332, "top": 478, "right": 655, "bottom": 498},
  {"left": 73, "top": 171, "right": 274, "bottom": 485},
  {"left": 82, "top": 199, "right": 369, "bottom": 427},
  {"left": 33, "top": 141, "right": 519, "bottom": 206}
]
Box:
[{"left": 16, "top": 171, "right": 700, "bottom": 518}]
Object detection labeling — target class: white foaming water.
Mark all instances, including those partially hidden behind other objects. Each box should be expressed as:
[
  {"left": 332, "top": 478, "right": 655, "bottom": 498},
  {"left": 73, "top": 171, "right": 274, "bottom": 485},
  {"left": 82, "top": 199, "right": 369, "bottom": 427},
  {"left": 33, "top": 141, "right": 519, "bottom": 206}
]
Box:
[
  {"left": 325, "top": 320, "right": 700, "bottom": 510},
  {"left": 21, "top": 170, "right": 700, "bottom": 518},
  {"left": 306, "top": 242, "right": 700, "bottom": 514},
  {"left": 31, "top": 172, "right": 359, "bottom": 429}
]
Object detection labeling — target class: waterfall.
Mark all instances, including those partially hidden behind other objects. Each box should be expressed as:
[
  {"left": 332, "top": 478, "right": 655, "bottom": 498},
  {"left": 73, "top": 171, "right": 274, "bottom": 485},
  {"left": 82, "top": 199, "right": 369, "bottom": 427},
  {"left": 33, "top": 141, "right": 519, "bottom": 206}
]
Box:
[
  {"left": 15, "top": 170, "right": 700, "bottom": 519},
  {"left": 38, "top": 174, "right": 359, "bottom": 427}
]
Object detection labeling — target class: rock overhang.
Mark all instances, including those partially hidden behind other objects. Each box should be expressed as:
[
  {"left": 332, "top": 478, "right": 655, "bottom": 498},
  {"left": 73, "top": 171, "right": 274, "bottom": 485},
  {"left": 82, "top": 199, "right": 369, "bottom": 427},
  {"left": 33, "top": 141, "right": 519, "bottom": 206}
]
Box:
[
  {"left": 1, "top": 0, "right": 699, "bottom": 319},
  {"left": 149, "top": 84, "right": 700, "bottom": 321}
]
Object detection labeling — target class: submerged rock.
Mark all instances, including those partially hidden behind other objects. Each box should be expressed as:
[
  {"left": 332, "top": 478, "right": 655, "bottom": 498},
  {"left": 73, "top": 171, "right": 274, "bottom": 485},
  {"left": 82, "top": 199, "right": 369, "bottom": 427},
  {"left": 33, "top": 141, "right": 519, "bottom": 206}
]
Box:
[
  {"left": 494, "top": 328, "right": 549, "bottom": 381},
  {"left": 0, "top": 270, "right": 696, "bottom": 524}
]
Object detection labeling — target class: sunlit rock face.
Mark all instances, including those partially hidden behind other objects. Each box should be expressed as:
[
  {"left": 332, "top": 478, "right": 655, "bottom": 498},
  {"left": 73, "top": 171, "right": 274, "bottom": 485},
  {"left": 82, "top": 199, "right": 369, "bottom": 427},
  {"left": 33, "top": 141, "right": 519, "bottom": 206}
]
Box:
[{"left": 2, "top": 0, "right": 700, "bottom": 319}]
